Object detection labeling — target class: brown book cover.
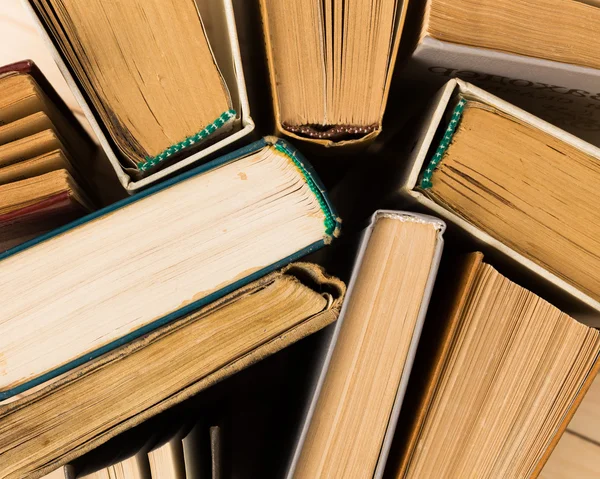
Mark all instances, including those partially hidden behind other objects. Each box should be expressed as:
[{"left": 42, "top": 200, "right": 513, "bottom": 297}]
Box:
[{"left": 0, "top": 262, "right": 345, "bottom": 479}]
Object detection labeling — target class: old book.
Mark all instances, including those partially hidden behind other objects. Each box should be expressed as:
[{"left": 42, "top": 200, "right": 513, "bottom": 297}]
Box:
[
  {"left": 394, "top": 253, "right": 600, "bottom": 479},
  {"left": 0, "top": 61, "right": 96, "bottom": 251},
  {"left": 401, "top": 79, "right": 600, "bottom": 315},
  {"left": 422, "top": 97, "right": 600, "bottom": 300},
  {"left": 0, "top": 61, "right": 94, "bottom": 162},
  {"left": 260, "top": 0, "right": 408, "bottom": 147},
  {"left": 288, "top": 211, "right": 444, "bottom": 479},
  {"left": 148, "top": 428, "right": 188, "bottom": 479},
  {"left": 25, "top": 0, "right": 254, "bottom": 191},
  {"left": 0, "top": 137, "right": 339, "bottom": 402},
  {"left": 0, "top": 262, "right": 344, "bottom": 479},
  {"left": 0, "top": 111, "right": 53, "bottom": 145},
  {"left": 0, "top": 182, "right": 88, "bottom": 252},
  {"left": 401, "top": 0, "right": 600, "bottom": 146}
]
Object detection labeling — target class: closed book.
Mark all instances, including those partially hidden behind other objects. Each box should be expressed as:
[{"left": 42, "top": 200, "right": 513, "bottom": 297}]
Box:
[
  {"left": 259, "top": 0, "right": 408, "bottom": 148},
  {"left": 21, "top": 0, "right": 254, "bottom": 193},
  {"left": 286, "top": 210, "right": 445, "bottom": 479},
  {"left": 400, "top": 0, "right": 600, "bottom": 147},
  {"left": 0, "top": 60, "right": 94, "bottom": 163},
  {"left": 0, "top": 262, "right": 345, "bottom": 479},
  {"left": 0, "top": 60, "right": 97, "bottom": 250},
  {"left": 0, "top": 136, "right": 340, "bottom": 402},
  {"left": 392, "top": 253, "right": 600, "bottom": 478},
  {"left": 399, "top": 78, "right": 600, "bottom": 317}
]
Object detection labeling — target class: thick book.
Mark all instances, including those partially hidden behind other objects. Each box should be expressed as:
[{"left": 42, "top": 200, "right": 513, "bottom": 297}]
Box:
[
  {"left": 259, "top": 0, "right": 408, "bottom": 148},
  {"left": 400, "top": 0, "right": 600, "bottom": 147},
  {"left": 286, "top": 210, "right": 445, "bottom": 479},
  {"left": 0, "top": 136, "right": 340, "bottom": 402},
  {"left": 399, "top": 78, "right": 600, "bottom": 317},
  {"left": 22, "top": 0, "right": 254, "bottom": 192},
  {"left": 0, "top": 60, "right": 96, "bottom": 251},
  {"left": 392, "top": 252, "right": 600, "bottom": 478},
  {"left": 0, "top": 262, "right": 345, "bottom": 479}
]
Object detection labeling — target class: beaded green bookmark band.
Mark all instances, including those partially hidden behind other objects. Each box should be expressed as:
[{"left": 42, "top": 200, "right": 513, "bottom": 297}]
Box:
[
  {"left": 420, "top": 99, "right": 467, "bottom": 189},
  {"left": 138, "top": 109, "right": 237, "bottom": 172},
  {"left": 273, "top": 141, "right": 338, "bottom": 236}
]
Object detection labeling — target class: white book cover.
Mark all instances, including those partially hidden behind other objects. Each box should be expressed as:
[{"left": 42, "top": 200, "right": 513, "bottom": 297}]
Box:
[
  {"left": 21, "top": 0, "right": 254, "bottom": 193},
  {"left": 285, "top": 210, "right": 445, "bottom": 479},
  {"left": 400, "top": 78, "right": 600, "bottom": 321},
  {"left": 403, "top": 36, "right": 600, "bottom": 147}
]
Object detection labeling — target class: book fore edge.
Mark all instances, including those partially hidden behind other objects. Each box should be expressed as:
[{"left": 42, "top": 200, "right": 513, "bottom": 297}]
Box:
[
  {"left": 273, "top": 141, "right": 339, "bottom": 238},
  {"left": 137, "top": 109, "right": 237, "bottom": 172},
  {"left": 420, "top": 99, "right": 467, "bottom": 189}
]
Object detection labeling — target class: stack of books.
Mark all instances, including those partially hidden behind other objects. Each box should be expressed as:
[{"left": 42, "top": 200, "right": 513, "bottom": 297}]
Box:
[{"left": 1, "top": 0, "right": 600, "bottom": 478}]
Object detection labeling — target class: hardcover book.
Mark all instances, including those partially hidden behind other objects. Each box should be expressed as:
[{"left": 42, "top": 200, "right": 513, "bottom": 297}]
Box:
[
  {"left": 0, "top": 262, "right": 345, "bottom": 479},
  {"left": 393, "top": 253, "right": 600, "bottom": 478},
  {"left": 22, "top": 0, "right": 254, "bottom": 192},
  {"left": 0, "top": 136, "right": 340, "bottom": 403},
  {"left": 287, "top": 210, "right": 445, "bottom": 479},
  {"left": 400, "top": 78, "right": 600, "bottom": 317},
  {"left": 400, "top": 0, "right": 600, "bottom": 147},
  {"left": 259, "top": 0, "right": 408, "bottom": 148},
  {"left": 0, "top": 60, "right": 96, "bottom": 251}
]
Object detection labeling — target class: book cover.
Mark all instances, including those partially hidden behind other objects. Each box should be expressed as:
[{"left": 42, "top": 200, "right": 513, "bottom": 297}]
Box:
[{"left": 403, "top": 36, "right": 600, "bottom": 147}]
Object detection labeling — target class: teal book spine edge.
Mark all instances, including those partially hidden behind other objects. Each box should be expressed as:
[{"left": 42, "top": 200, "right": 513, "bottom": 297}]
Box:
[{"left": 0, "top": 136, "right": 340, "bottom": 400}]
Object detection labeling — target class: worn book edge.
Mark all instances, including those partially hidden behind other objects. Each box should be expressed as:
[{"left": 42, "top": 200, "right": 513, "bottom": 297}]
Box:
[
  {"left": 9, "top": 262, "right": 345, "bottom": 479},
  {"left": 0, "top": 137, "right": 339, "bottom": 400}
]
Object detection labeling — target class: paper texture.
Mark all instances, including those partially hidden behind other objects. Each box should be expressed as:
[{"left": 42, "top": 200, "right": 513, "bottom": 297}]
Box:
[
  {"left": 2, "top": 263, "right": 345, "bottom": 479},
  {"left": 394, "top": 253, "right": 600, "bottom": 479}
]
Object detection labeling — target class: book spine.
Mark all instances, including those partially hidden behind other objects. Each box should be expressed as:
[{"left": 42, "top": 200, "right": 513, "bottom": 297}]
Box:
[{"left": 405, "top": 37, "right": 600, "bottom": 147}]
